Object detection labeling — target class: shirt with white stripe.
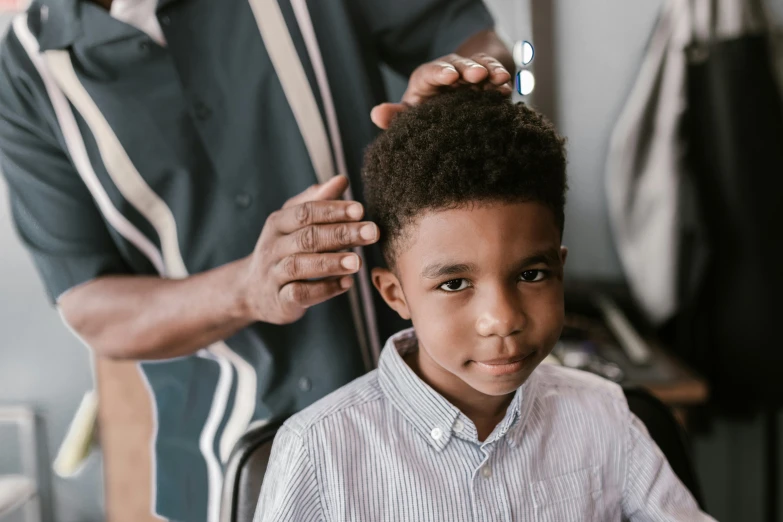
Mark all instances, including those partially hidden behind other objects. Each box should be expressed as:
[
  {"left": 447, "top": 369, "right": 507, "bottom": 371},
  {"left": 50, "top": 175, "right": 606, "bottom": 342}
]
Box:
[
  {"left": 0, "top": 1, "right": 494, "bottom": 520},
  {"left": 255, "top": 328, "right": 716, "bottom": 522}
]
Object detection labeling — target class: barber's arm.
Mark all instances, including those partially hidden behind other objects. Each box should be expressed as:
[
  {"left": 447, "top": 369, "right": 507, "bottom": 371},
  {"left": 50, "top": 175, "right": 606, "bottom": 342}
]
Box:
[
  {"left": 354, "top": 0, "right": 515, "bottom": 129},
  {"left": 57, "top": 177, "right": 376, "bottom": 361},
  {"left": 0, "top": 45, "right": 376, "bottom": 361}
]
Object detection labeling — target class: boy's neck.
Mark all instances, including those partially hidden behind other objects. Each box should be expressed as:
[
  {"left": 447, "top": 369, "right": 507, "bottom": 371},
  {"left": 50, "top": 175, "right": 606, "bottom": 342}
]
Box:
[{"left": 404, "top": 350, "right": 515, "bottom": 442}]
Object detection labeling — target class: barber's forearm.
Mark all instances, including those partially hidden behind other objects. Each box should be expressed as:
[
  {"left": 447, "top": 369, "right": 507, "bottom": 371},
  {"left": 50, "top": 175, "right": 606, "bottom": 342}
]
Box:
[
  {"left": 457, "top": 29, "right": 515, "bottom": 76},
  {"left": 58, "top": 257, "right": 255, "bottom": 361}
]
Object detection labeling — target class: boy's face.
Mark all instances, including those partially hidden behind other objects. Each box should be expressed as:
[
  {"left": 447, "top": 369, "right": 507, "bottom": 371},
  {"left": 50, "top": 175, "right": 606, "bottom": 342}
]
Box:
[{"left": 373, "top": 201, "right": 566, "bottom": 399}]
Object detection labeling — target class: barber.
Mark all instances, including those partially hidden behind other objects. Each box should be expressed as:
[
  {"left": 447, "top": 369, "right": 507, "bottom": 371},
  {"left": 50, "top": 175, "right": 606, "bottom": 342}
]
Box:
[{"left": 0, "top": 0, "right": 513, "bottom": 520}]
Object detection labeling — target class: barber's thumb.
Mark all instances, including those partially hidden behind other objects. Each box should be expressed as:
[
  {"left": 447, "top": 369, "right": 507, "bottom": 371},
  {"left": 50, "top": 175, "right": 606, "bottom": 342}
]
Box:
[
  {"left": 371, "top": 103, "right": 406, "bottom": 129},
  {"left": 314, "top": 174, "right": 350, "bottom": 200},
  {"left": 283, "top": 175, "right": 348, "bottom": 208}
]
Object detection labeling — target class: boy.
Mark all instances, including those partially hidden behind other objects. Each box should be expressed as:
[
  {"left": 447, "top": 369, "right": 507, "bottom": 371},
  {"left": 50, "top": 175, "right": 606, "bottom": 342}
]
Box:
[{"left": 254, "top": 89, "right": 714, "bottom": 521}]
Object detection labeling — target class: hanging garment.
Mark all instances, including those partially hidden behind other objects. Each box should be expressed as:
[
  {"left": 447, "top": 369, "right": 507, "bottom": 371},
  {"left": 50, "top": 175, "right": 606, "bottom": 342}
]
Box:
[
  {"left": 679, "top": 0, "right": 783, "bottom": 409},
  {"left": 607, "top": 0, "right": 783, "bottom": 409},
  {"left": 605, "top": 0, "right": 694, "bottom": 325}
]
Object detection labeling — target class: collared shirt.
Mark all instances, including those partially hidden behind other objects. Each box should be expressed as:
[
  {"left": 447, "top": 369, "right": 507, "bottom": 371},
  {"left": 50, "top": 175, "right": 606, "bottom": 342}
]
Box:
[
  {"left": 110, "top": 0, "right": 165, "bottom": 46},
  {"left": 0, "top": 1, "right": 494, "bottom": 520},
  {"left": 255, "top": 328, "right": 716, "bottom": 522}
]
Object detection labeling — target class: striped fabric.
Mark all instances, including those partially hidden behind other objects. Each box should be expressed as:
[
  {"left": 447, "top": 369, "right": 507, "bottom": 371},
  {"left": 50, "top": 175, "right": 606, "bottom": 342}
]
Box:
[
  {"left": 255, "top": 328, "right": 715, "bottom": 522},
  {"left": 0, "top": 1, "right": 495, "bottom": 518}
]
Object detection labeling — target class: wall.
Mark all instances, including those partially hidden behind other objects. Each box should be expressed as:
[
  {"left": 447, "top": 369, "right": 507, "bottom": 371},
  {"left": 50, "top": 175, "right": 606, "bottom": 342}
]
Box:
[
  {"left": 0, "top": 14, "right": 105, "bottom": 522},
  {"left": 553, "top": 0, "right": 661, "bottom": 279}
]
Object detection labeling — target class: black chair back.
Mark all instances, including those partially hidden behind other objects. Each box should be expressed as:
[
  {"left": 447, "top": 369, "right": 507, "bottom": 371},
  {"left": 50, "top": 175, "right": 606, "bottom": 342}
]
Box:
[{"left": 219, "top": 418, "right": 286, "bottom": 522}]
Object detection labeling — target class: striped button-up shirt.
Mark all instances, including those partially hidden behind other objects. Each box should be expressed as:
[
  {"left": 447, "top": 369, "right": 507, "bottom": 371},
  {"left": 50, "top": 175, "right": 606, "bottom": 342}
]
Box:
[{"left": 255, "top": 328, "right": 716, "bottom": 521}]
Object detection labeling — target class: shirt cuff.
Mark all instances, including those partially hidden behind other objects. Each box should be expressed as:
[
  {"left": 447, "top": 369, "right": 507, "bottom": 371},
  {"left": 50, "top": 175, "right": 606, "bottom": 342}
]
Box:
[{"left": 28, "top": 250, "right": 131, "bottom": 304}]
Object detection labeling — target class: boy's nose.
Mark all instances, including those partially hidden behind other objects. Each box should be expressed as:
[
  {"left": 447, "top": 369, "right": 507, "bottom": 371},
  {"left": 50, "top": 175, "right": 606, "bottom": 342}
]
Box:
[{"left": 474, "top": 288, "right": 527, "bottom": 338}]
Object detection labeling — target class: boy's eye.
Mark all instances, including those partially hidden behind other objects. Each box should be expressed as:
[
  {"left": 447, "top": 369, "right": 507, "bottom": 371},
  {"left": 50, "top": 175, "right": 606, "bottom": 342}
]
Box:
[
  {"left": 519, "top": 270, "right": 546, "bottom": 282},
  {"left": 439, "top": 279, "right": 470, "bottom": 292}
]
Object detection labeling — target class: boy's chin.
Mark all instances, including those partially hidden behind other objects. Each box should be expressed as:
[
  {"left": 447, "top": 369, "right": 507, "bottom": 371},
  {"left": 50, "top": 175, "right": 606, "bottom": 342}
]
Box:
[{"left": 467, "top": 375, "right": 530, "bottom": 397}]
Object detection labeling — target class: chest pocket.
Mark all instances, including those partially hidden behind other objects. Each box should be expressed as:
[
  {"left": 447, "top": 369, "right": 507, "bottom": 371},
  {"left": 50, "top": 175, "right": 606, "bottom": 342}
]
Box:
[{"left": 530, "top": 465, "right": 603, "bottom": 522}]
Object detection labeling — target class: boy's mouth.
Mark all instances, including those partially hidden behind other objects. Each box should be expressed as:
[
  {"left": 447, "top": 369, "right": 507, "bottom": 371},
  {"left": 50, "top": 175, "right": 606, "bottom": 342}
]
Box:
[{"left": 472, "top": 351, "right": 536, "bottom": 376}]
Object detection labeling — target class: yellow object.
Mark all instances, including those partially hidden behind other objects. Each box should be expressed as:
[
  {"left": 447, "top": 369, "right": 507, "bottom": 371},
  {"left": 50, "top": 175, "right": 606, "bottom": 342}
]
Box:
[{"left": 52, "top": 391, "right": 98, "bottom": 478}]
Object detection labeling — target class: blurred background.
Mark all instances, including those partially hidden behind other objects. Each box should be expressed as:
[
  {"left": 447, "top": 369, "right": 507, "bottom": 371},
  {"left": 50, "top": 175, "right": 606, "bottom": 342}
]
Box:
[{"left": 1, "top": 0, "right": 783, "bottom": 521}]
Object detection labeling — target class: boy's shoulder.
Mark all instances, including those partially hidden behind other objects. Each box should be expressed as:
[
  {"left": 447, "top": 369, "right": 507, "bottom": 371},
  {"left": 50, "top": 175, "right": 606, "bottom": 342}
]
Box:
[
  {"left": 533, "top": 363, "right": 629, "bottom": 411},
  {"left": 282, "top": 370, "right": 384, "bottom": 437}
]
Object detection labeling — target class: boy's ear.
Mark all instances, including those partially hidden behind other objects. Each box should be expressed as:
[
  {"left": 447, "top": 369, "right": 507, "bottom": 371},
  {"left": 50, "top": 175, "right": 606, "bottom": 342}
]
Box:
[{"left": 371, "top": 267, "right": 411, "bottom": 320}]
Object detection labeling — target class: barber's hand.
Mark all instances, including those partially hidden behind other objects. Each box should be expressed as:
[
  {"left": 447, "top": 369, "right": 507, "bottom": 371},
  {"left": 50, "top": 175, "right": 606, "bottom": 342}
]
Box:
[
  {"left": 240, "top": 175, "right": 378, "bottom": 325},
  {"left": 371, "top": 53, "right": 513, "bottom": 130}
]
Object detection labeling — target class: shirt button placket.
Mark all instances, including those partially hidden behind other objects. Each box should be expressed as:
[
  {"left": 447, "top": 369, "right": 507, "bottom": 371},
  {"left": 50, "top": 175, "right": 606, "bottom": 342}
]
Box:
[
  {"left": 234, "top": 193, "right": 252, "bottom": 209},
  {"left": 193, "top": 101, "right": 212, "bottom": 121}
]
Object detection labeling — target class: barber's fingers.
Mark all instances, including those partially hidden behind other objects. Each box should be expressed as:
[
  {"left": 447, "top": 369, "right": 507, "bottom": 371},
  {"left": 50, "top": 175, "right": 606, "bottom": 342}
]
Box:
[
  {"left": 271, "top": 199, "right": 365, "bottom": 235},
  {"left": 280, "top": 221, "right": 379, "bottom": 256},
  {"left": 467, "top": 53, "right": 513, "bottom": 87},
  {"left": 400, "top": 59, "right": 461, "bottom": 106},
  {"left": 401, "top": 55, "right": 512, "bottom": 107},
  {"left": 282, "top": 175, "right": 350, "bottom": 209},
  {"left": 279, "top": 276, "right": 354, "bottom": 310},
  {"left": 276, "top": 252, "right": 361, "bottom": 283},
  {"left": 440, "top": 54, "right": 490, "bottom": 86}
]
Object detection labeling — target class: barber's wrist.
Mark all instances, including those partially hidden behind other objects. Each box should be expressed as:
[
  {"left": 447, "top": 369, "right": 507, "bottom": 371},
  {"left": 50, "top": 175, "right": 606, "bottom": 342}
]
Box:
[{"left": 229, "top": 256, "right": 263, "bottom": 324}]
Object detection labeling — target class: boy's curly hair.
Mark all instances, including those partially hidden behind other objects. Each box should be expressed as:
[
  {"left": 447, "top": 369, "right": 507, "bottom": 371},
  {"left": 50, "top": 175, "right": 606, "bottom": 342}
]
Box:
[{"left": 362, "top": 87, "right": 567, "bottom": 267}]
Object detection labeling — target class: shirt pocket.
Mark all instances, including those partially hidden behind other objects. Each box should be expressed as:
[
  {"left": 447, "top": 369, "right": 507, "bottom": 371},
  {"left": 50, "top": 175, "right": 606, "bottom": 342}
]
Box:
[{"left": 530, "top": 465, "right": 603, "bottom": 522}]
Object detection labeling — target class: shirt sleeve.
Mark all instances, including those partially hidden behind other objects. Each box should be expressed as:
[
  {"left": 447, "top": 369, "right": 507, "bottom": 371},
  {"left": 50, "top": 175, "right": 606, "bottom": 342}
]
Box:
[
  {"left": 622, "top": 412, "right": 716, "bottom": 521},
  {"left": 0, "top": 29, "right": 131, "bottom": 304},
  {"left": 254, "top": 425, "right": 325, "bottom": 522},
  {"left": 352, "top": 0, "right": 496, "bottom": 77}
]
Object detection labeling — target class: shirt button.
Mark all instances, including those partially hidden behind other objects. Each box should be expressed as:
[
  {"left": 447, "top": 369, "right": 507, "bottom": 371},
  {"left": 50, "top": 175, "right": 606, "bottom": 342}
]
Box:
[
  {"left": 139, "top": 40, "right": 151, "bottom": 53},
  {"left": 194, "top": 101, "right": 212, "bottom": 121},
  {"left": 234, "top": 192, "right": 252, "bottom": 208},
  {"left": 453, "top": 419, "right": 464, "bottom": 433},
  {"left": 481, "top": 465, "right": 492, "bottom": 478},
  {"left": 430, "top": 427, "right": 443, "bottom": 441},
  {"left": 160, "top": 14, "right": 171, "bottom": 26},
  {"left": 298, "top": 377, "right": 312, "bottom": 392}
]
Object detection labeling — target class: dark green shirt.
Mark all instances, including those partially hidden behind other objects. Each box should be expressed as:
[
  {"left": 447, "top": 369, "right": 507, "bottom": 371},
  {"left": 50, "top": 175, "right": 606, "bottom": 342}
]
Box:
[{"left": 0, "top": 0, "right": 494, "bottom": 519}]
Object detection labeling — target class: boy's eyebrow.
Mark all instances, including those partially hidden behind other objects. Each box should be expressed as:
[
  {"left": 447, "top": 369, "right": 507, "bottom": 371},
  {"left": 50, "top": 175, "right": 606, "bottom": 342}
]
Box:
[
  {"left": 516, "top": 249, "right": 562, "bottom": 268},
  {"left": 421, "top": 249, "right": 561, "bottom": 279},
  {"left": 421, "top": 263, "right": 478, "bottom": 279}
]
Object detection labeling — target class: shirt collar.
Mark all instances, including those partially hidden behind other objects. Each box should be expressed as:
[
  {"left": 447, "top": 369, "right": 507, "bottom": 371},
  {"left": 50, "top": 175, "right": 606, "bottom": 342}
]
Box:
[
  {"left": 30, "top": 0, "right": 174, "bottom": 51},
  {"left": 29, "top": 0, "right": 83, "bottom": 51},
  {"left": 378, "top": 328, "right": 539, "bottom": 451}
]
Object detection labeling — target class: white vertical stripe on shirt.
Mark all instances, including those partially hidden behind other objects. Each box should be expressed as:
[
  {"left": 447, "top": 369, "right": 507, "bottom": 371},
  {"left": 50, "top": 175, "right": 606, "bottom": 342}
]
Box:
[
  {"left": 38, "top": 44, "right": 258, "bottom": 522},
  {"left": 248, "top": 0, "right": 377, "bottom": 372},
  {"left": 12, "top": 15, "right": 168, "bottom": 515},
  {"left": 11, "top": 15, "right": 166, "bottom": 277},
  {"left": 290, "top": 0, "right": 382, "bottom": 365}
]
